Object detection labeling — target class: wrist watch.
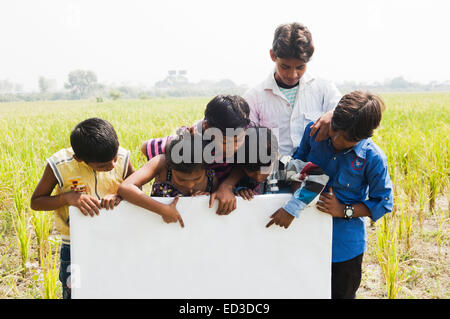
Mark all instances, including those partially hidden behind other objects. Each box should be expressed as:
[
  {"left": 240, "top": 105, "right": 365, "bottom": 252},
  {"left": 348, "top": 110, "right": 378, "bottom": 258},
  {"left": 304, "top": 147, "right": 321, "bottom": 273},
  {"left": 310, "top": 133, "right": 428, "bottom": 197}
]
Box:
[{"left": 344, "top": 205, "right": 354, "bottom": 220}]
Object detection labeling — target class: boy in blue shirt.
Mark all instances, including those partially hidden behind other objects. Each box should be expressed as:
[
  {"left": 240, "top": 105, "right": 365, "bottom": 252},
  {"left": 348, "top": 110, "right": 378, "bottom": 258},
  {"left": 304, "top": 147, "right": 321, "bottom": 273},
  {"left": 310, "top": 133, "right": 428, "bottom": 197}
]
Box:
[{"left": 268, "top": 91, "right": 393, "bottom": 299}]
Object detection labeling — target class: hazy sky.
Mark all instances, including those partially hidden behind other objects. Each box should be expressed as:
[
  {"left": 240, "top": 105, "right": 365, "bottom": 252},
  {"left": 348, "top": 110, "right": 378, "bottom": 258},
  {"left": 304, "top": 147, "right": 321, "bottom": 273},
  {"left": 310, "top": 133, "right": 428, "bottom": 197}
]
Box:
[{"left": 1, "top": 0, "right": 449, "bottom": 91}]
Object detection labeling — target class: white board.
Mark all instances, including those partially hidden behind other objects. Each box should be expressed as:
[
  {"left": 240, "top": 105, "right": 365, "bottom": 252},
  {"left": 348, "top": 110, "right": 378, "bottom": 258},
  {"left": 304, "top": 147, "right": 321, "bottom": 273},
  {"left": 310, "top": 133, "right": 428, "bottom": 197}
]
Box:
[{"left": 69, "top": 194, "right": 332, "bottom": 299}]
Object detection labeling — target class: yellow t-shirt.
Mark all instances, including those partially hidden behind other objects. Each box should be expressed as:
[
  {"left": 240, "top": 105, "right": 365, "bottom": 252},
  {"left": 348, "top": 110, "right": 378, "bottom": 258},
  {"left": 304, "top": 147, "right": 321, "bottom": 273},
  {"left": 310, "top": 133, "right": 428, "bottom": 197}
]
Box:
[{"left": 47, "top": 146, "right": 130, "bottom": 244}]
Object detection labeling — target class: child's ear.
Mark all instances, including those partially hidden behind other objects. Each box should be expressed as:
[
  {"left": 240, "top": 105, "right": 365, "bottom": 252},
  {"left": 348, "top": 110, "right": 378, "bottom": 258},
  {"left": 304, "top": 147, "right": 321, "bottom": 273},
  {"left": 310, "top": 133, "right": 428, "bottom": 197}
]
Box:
[
  {"left": 269, "top": 49, "right": 277, "bottom": 62},
  {"left": 202, "top": 121, "right": 209, "bottom": 131}
]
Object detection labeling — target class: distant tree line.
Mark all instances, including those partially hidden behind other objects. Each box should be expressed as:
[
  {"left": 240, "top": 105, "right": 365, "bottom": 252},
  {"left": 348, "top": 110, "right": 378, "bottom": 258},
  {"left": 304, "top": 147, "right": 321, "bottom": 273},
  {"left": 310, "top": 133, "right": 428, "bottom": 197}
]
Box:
[
  {"left": 338, "top": 76, "right": 450, "bottom": 94},
  {"left": 0, "top": 69, "right": 248, "bottom": 102},
  {"left": 1, "top": 72, "right": 449, "bottom": 103}
]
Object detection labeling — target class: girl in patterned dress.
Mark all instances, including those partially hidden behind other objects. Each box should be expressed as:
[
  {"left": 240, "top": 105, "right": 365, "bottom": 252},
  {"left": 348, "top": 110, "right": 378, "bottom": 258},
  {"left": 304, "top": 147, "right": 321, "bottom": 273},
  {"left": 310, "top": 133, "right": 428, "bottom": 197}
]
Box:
[{"left": 118, "top": 134, "right": 218, "bottom": 227}]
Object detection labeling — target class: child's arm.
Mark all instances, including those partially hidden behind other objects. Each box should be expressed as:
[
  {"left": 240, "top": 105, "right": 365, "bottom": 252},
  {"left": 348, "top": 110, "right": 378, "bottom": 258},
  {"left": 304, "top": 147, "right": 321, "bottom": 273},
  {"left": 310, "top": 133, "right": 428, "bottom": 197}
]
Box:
[
  {"left": 30, "top": 163, "right": 101, "bottom": 217},
  {"left": 117, "top": 155, "right": 184, "bottom": 227},
  {"left": 266, "top": 163, "right": 328, "bottom": 228},
  {"left": 316, "top": 187, "right": 371, "bottom": 218},
  {"left": 266, "top": 126, "right": 325, "bottom": 229},
  {"left": 317, "top": 154, "right": 393, "bottom": 221}
]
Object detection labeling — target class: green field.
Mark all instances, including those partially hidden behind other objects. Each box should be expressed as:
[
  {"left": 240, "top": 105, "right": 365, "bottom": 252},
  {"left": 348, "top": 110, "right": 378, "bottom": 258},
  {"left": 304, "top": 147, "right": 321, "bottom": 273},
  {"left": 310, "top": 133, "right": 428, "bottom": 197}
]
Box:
[{"left": 0, "top": 93, "right": 448, "bottom": 298}]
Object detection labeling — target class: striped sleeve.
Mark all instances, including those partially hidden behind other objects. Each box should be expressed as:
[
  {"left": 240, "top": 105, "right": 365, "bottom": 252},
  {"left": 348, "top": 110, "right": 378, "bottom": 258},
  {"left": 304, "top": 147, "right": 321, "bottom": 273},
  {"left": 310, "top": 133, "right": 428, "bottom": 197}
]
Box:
[
  {"left": 145, "top": 136, "right": 172, "bottom": 161},
  {"left": 283, "top": 162, "right": 329, "bottom": 218}
]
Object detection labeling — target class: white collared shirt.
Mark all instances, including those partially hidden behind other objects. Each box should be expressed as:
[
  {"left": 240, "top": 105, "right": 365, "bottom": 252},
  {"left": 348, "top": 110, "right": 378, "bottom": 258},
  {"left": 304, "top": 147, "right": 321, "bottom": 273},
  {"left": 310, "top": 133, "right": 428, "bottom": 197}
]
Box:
[{"left": 243, "top": 71, "right": 342, "bottom": 156}]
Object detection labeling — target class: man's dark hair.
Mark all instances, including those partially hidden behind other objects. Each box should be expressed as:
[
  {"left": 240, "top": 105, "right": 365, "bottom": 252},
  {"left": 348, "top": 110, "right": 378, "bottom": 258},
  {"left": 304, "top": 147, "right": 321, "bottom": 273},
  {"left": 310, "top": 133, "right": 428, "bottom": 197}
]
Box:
[
  {"left": 331, "top": 91, "right": 385, "bottom": 142},
  {"left": 236, "top": 127, "right": 279, "bottom": 172},
  {"left": 272, "top": 22, "right": 314, "bottom": 62},
  {"left": 204, "top": 95, "right": 250, "bottom": 135},
  {"left": 165, "top": 134, "right": 208, "bottom": 173},
  {"left": 70, "top": 117, "right": 119, "bottom": 163}
]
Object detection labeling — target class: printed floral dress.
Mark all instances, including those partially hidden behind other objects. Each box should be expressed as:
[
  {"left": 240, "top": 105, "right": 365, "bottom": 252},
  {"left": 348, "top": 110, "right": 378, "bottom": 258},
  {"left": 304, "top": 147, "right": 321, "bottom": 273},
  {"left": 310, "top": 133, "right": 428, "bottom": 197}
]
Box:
[{"left": 151, "top": 168, "right": 215, "bottom": 197}]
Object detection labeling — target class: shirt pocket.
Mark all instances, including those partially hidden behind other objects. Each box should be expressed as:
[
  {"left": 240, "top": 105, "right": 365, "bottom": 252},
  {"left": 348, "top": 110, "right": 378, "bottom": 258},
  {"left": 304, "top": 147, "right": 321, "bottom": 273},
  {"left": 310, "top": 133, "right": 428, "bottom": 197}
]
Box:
[
  {"left": 303, "top": 111, "right": 322, "bottom": 124},
  {"left": 335, "top": 170, "right": 366, "bottom": 195}
]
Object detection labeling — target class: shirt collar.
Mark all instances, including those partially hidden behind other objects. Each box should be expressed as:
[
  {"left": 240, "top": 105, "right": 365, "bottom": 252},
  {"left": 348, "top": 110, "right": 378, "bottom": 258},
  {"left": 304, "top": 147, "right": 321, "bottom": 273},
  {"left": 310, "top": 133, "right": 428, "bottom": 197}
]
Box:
[
  {"left": 348, "top": 139, "right": 369, "bottom": 159},
  {"left": 327, "top": 138, "right": 369, "bottom": 159},
  {"left": 264, "top": 69, "right": 315, "bottom": 91}
]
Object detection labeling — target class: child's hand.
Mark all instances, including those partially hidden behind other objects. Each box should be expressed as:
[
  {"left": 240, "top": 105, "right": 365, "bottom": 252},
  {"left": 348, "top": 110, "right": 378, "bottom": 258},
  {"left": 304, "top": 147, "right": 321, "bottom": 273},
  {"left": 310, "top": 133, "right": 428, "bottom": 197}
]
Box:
[
  {"left": 161, "top": 197, "right": 184, "bottom": 228},
  {"left": 236, "top": 188, "right": 254, "bottom": 201},
  {"left": 66, "top": 192, "right": 101, "bottom": 217},
  {"left": 209, "top": 184, "right": 236, "bottom": 215},
  {"left": 316, "top": 187, "right": 345, "bottom": 218},
  {"left": 100, "top": 194, "right": 122, "bottom": 210},
  {"left": 266, "top": 208, "right": 295, "bottom": 229}
]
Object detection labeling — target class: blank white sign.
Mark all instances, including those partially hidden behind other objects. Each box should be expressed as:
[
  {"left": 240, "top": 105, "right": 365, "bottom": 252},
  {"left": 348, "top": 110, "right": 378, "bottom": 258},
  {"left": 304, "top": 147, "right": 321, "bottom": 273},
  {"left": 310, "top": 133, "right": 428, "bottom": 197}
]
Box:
[{"left": 69, "top": 194, "right": 332, "bottom": 299}]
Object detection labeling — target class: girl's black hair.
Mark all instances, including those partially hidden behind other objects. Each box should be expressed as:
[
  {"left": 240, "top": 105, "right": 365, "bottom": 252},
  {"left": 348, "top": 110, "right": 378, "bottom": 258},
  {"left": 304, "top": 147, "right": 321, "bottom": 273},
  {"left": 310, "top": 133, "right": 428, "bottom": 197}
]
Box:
[
  {"left": 204, "top": 95, "right": 250, "bottom": 135},
  {"left": 236, "top": 127, "right": 279, "bottom": 172},
  {"left": 70, "top": 117, "right": 119, "bottom": 163},
  {"left": 165, "top": 134, "right": 208, "bottom": 173}
]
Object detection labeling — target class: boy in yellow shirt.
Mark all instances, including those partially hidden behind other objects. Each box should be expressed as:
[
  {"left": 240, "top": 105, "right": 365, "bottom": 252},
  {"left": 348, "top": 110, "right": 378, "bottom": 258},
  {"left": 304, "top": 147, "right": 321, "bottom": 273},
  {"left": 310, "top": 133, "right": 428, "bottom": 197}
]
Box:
[{"left": 31, "top": 117, "right": 134, "bottom": 299}]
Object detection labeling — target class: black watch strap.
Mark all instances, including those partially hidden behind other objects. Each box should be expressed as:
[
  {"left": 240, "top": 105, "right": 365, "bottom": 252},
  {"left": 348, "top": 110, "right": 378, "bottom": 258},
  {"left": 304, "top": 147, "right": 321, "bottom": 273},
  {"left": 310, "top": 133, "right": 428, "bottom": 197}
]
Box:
[{"left": 344, "top": 205, "right": 354, "bottom": 220}]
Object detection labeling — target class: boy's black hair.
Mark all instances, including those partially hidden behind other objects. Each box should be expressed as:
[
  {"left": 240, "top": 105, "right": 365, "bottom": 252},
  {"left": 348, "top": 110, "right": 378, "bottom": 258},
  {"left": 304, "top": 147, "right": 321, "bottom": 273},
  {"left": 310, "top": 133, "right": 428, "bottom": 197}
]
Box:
[
  {"left": 236, "top": 127, "right": 279, "bottom": 172},
  {"left": 331, "top": 91, "right": 385, "bottom": 142},
  {"left": 204, "top": 95, "right": 250, "bottom": 135},
  {"left": 70, "top": 117, "right": 119, "bottom": 163},
  {"left": 165, "top": 134, "right": 208, "bottom": 173},
  {"left": 272, "top": 22, "right": 314, "bottom": 63}
]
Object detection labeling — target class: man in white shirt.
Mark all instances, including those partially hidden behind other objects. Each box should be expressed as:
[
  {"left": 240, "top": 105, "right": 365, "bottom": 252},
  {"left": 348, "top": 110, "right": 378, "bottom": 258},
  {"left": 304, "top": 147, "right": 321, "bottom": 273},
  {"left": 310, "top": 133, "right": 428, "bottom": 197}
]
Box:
[
  {"left": 211, "top": 22, "right": 342, "bottom": 216},
  {"left": 240, "top": 23, "right": 342, "bottom": 228},
  {"left": 244, "top": 22, "right": 342, "bottom": 156}
]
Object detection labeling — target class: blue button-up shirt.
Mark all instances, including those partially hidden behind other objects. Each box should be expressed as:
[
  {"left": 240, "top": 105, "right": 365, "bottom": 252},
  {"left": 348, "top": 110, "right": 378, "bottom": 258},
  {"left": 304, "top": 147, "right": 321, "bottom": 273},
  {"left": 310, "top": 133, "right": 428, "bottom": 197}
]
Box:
[{"left": 293, "top": 122, "right": 393, "bottom": 262}]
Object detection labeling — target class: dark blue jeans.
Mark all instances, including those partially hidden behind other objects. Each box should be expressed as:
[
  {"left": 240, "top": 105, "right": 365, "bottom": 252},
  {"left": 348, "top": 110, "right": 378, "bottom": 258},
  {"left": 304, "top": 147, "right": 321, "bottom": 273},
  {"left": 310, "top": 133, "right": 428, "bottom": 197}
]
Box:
[{"left": 59, "top": 244, "right": 71, "bottom": 299}]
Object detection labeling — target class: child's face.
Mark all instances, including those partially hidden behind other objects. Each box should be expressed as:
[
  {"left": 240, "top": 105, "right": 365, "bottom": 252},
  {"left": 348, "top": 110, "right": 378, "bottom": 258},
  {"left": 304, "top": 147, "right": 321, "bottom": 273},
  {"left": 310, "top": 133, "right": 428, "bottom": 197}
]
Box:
[
  {"left": 221, "top": 132, "right": 246, "bottom": 159},
  {"left": 73, "top": 155, "right": 117, "bottom": 172},
  {"left": 172, "top": 168, "right": 206, "bottom": 194},
  {"left": 80, "top": 155, "right": 118, "bottom": 172},
  {"left": 270, "top": 50, "right": 307, "bottom": 87},
  {"left": 203, "top": 122, "right": 246, "bottom": 159},
  {"left": 329, "top": 125, "right": 359, "bottom": 151},
  {"left": 209, "top": 131, "right": 246, "bottom": 160}
]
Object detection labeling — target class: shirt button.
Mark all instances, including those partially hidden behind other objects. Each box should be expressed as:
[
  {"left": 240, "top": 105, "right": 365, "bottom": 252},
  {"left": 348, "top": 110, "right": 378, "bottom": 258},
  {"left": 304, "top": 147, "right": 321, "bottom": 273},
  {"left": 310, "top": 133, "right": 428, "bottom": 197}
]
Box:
[
  {"left": 347, "top": 184, "right": 350, "bottom": 187},
  {"left": 333, "top": 157, "right": 336, "bottom": 160}
]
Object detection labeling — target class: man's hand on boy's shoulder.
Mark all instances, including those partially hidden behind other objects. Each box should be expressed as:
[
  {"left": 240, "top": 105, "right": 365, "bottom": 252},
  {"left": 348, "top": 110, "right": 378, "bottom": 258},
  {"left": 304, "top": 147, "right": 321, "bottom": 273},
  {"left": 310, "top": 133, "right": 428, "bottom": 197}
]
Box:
[
  {"left": 309, "top": 110, "right": 333, "bottom": 142},
  {"left": 66, "top": 192, "right": 101, "bottom": 217},
  {"left": 100, "top": 194, "right": 122, "bottom": 210},
  {"left": 266, "top": 208, "right": 295, "bottom": 229}
]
